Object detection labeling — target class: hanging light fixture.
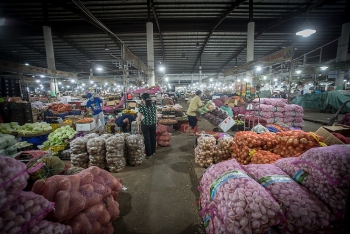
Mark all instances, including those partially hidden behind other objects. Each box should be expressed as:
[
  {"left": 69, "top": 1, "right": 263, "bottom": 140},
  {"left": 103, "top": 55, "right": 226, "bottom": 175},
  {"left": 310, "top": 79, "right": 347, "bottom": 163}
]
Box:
[
  {"left": 104, "top": 44, "right": 109, "bottom": 51},
  {"left": 296, "top": 17, "right": 316, "bottom": 37}
]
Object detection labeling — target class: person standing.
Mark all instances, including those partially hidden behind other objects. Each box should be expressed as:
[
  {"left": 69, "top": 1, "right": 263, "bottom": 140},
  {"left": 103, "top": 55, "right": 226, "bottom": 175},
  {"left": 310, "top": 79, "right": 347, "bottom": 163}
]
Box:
[
  {"left": 137, "top": 93, "right": 157, "bottom": 158},
  {"left": 86, "top": 93, "right": 105, "bottom": 132},
  {"left": 186, "top": 90, "right": 204, "bottom": 135}
]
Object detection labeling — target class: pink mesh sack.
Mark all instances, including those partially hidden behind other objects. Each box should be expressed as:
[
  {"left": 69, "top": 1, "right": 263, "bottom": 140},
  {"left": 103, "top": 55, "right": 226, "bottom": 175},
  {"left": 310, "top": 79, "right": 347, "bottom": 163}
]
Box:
[
  {"left": 0, "top": 155, "right": 42, "bottom": 211},
  {"left": 0, "top": 191, "right": 54, "bottom": 234},
  {"left": 199, "top": 159, "right": 283, "bottom": 234},
  {"left": 244, "top": 164, "right": 331, "bottom": 233},
  {"left": 32, "top": 166, "right": 122, "bottom": 222},
  {"left": 64, "top": 194, "right": 119, "bottom": 234},
  {"left": 264, "top": 98, "right": 287, "bottom": 107},
  {"left": 26, "top": 220, "right": 72, "bottom": 234},
  {"left": 283, "top": 111, "right": 303, "bottom": 117}
]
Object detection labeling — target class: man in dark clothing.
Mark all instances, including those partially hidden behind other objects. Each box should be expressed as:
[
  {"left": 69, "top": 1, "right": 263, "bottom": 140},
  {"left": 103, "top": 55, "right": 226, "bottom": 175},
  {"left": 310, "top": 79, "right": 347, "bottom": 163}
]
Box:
[
  {"left": 112, "top": 114, "right": 135, "bottom": 133},
  {"left": 43, "top": 106, "right": 56, "bottom": 123}
]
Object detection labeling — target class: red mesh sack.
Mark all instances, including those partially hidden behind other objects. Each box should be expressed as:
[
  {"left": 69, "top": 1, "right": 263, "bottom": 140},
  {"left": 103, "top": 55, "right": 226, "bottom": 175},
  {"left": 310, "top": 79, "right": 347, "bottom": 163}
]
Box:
[
  {"left": 15, "top": 150, "right": 48, "bottom": 164},
  {"left": 26, "top": 220, "right": 72, "bottom": 234},
  {"left": 0, "top": 191, "right": 54, "bottom": 234},
  {"left": 31, "top": 166, "right": 122, "bottom": 222},
  {"left": 157, "top": 140, "right": 171, "bottom": 147},
  {"left": 0, "top": 155, "right": 43, "bottom": 211},
  {"left": 156, "top": 124, "right": 167, "bottom": 134},
  {"left": 158, "top": 132, "right": 171, "bottom": 141},
  {"left": 64, "top": 194, "right": 119, "bottom": 234}
]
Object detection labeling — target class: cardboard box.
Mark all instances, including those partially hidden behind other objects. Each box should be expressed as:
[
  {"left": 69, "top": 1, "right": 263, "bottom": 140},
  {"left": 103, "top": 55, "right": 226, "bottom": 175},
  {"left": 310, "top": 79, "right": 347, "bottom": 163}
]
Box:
[
  {"left": 127, "top": 102, "right": 137, "bottom": 109},
  {"left": 106, "top": 101, "right": 116, "bottom": 106},
  {"left": 315, "top": 126, "right": 350, "bottom": 145},
  {"left": 75, "top": 120, "right": 96, "bottom": 131}
]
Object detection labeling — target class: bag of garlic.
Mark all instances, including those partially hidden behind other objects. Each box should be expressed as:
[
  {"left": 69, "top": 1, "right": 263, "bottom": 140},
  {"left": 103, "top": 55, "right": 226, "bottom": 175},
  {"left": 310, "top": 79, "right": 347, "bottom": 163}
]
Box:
[
  {"left": 215, "top": 136, "right": 233, "bottom": 163},
  {"left": 70, "top": 137, "right": 89, "bottom": 168},
  {"left": 106, "top": 134, "right": 126, "bottom": 172},
  {"left": 126, "top": 134, "right": 145, "bottom": 166},
  {"left": 199, "top": 159, "right": 284, "bottom": 234},
  {"left": 87, "top": 137, "right": 107, "bottom": 169},
  {"left": 194, "top": 134, "right": 217, "bottom": 168}
]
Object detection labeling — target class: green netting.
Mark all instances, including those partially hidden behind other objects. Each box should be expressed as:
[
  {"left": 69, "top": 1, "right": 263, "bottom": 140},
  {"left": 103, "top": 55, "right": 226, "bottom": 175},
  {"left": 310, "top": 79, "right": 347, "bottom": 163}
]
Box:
[
  {"left": 292, "top": 93, "right": 321, "bottom": 109},
  {"left": 319, "top": 90, "right": 350, "bottom": 113}
]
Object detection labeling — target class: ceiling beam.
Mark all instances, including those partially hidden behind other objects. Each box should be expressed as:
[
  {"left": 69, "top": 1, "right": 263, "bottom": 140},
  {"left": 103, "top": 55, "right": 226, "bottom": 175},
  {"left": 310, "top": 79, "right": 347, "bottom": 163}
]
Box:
[
  {"left": 0, "top": 37, "right": 79, "bottom": 71},
  {"left": 191, "top": 0, "right": 247, "bottom": 72},
  {"left": 149, "top": 0, "right": 165, "bottom": 61},
  {"left": 219, "top": 0, "right": 343, "bottom": 70}
]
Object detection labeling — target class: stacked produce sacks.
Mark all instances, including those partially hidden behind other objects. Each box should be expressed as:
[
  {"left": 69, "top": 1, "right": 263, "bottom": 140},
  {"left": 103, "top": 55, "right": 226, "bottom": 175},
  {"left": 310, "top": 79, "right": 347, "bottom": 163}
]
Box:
[
  {"left": 283, "top": 104, "right": 304, "bottom": 127},
  {"left": 70, "top": 137, "right": 89, "bottom": 168},
  {"left": 106, "top": 134, "right": 126, "bottom": 172},
  {"left": 244, "top": 164, "right": 331, "bottom": 233},
  {"left": 275, "top": 145, "right": 350, "bottom": 220},
  {"left": 194, "top": 134, "right": 216, "bottom": 167},
  {"left": 87, "top": 137, "right": 107, "bottom": 169},
  {"left": 199, "top": 159, "right": 283, "bottom": 233},
  {"left": 156, "top": 124, "right": 171, "bottom": 147},
  {"left": 214, "top": 136, "right": 233, "bottom": 163},
  {"left": 126, "top": 134, "right": 145, "bottom": 166},
  {"left": 32, "top": 166, "right": 122, "bottom": 234},
  {"left": 0, "top": 155, "right": 72, "bottom": 234}
]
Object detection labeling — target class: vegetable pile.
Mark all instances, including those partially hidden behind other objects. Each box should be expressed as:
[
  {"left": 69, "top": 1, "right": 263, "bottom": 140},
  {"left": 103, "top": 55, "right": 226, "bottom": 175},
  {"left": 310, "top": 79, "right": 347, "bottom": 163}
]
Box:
[
  {"left": 31, "top": 166, "right": 122, "bottom": 223},
  {"left": 199, "top": 159, "right": 283, "bottom": 234},
  {"left": 77, "top": 118, "right": 94, "bottom": 123},
  {"left": 106, "top": 134, "right": 126, "bottom": 172},
  {"left": 1, "top": 191, "right": 55, "bottom": 234},
  {"left": 126, "top": 134, "right": 145, "bottom": 166},
  {"left": 43, "top": 126, "right": 77, "bottom": 147},
  {"left": 231, "top": 132, "right": 278, "bottom": 165},
  {"left": 215, "top": 136, "right": 234, "bottom": 163},
  {"left": 49, "top": 103, "right": 72, "bottom": 114},
  {"left": 194, "top": 134, "right": 216, "bottom": 168},
  {"left": 273, "top": 131, "right": 325, "bottom": 157},
  {"left": 70, "top": 137, "right": 89, "bottom": 168},
  {"left": 250, "top": 150, "right": 282, "bottom": 164},
  {"left": 17, "top": 122, "right": 52, "bottom": 136},
  {"left": 244, "top": 164, "right": 331, "bottom": 233},
  {"left": 87, "top": 137, "right": 107, "bottom": 169},
  {"left": 0, "top": 122, "right": 20, "bottom": 134},
  {"left": 275, "top": 145, "right": 350, "bottom": 219},
  {"left": 0, "top": 134, "right": 17, "bottom": 155}
]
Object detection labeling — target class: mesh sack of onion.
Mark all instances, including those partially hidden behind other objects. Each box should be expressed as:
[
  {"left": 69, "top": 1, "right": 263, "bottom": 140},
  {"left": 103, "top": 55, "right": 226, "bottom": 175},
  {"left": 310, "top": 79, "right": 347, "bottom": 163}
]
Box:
[
  {"left": 87, "top": 137, "right": 107, "bottom": 169},
  {"left": 195, "top": 134, "right": 217, "bottom": 168},
  {"left": 199, "top": 159, "right": 284, "bottom": 234},
  {"left": 244, "top": 164, "right": 331, "bottom": 233},
  {"left": 126, "top": 134, "right": 145, "bottom": 166},
  {"left": 215, "top": 136, "right": 234, "bottom": 163},
  {"left": 106, "top": 134, "right": 126, "bottom": 173}
]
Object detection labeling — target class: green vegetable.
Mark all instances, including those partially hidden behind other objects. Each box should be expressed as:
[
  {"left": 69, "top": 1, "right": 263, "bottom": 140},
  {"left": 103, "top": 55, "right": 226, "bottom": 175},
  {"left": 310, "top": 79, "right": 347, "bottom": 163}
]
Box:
[{"left": 43, "top": 125, "right": 77, "bottom": 147}]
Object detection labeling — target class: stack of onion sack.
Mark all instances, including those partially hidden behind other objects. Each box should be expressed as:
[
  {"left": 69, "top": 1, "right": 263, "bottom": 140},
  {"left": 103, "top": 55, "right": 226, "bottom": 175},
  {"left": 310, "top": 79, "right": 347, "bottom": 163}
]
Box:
[
  {"left": 231, "top": 132, "right": 278, "bottom": 164},
  {"left": 70, "top": 137, "right": 89, "bottom": 168},
  {"left": 199, "top": 159, "right": 283, "bottom": 234},
  {"left": 0, "top": 156, "right": 72, "bottom": 234},
  {"left": 248, "top": 104, "right": 284, "bottom": 124},
  {"left": 131, "top": 121, "right": 138, "bottom": 135},
  {"left": 274, "top": 145, "right": 350, "bottom": 220},
  {"left": 31, "top": 166, "right": 123, "bottom": 234},
  {"left": 87, "top": 137, "right": 107, "bottom": 169},
  {"left": 156, "top": 124, "right": 171, "bottom": 147},
  {"left": 283, "top": 104, "right": 304, "bottom": 127},
  {"left": 273, "top": 131, "right": 326, "bottom": 157},
  {"left": 194, "top": 134, "right": 217, "bottom": 168},
  {"left": 215, "top": 136, "right": 233, "bottom": 163},
  {"left": 250, "top": 150, "right": 282, "bottom": 164},
  {"left": 106, "top": 134, "right": 126, "bottom": 172},
  {"left": 244, "top": 164, "right": 331, "bottom": 233},
  {"left": 126, "top": 134, "right": 145, "bottom": 166}
]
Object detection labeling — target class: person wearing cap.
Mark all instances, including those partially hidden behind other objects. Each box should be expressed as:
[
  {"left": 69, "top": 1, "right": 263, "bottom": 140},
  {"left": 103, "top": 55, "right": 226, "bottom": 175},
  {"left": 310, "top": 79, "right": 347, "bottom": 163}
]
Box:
[
  {"left": 85, "top": 93, "right": 105, "bottom": 132},
  {"left": 186, "top": 90, "right": 204, "bottom": 135}
]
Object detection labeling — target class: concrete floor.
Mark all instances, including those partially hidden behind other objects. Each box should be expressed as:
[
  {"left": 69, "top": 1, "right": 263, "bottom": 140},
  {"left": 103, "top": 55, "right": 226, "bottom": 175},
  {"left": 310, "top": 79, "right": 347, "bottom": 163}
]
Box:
[{"left": 110, "top": 101, "right": 326, "bottom": 234}]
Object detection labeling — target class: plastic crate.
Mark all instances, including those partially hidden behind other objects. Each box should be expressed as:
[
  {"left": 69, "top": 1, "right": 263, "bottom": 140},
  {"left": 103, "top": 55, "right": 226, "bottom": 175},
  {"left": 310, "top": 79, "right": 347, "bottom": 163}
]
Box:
[
  {"left": 21, "top": 134, "right": 49, "bottom": 145},
  {"left": 231, "top": 125, "right": 244, "bottom": 131},
  {"left": 50, "top": 123, "right": 59, "bottom": 131},
  {"left": 69, "top": 110, "right": 81, "bottom": 115}
]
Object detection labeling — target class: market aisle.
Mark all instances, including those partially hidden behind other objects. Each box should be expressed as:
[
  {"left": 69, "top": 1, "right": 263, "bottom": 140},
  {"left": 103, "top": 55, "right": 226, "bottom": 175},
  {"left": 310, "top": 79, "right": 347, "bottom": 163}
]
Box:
[{"left": 112, "top": 130, "right": 204, "bottom": 234}]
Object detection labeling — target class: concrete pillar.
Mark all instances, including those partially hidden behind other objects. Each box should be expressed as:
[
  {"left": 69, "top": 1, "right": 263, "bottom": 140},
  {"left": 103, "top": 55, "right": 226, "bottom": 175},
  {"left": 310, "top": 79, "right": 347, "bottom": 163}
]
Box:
[
  {"left": 146, "top": 22, "right": 155, "bottom": 86},
  {"left": 43, "top": 26, "right": 58, "bottom": 96},
  {"left": 247, "top": 22, "right": 255, "bottom": 62},
  {"left": 199, "top": 66, "right": 202, "bottom": 84},
  {"left": 335, "top": 22, "right": 350, "bottom": 88},
  {"left": 191, "top": 73, "right": 193, "bottom": 84}
]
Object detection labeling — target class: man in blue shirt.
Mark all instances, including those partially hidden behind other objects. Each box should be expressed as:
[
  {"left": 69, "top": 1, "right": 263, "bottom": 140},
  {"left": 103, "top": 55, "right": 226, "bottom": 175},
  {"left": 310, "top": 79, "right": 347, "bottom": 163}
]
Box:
[
  {"left": 43, "top": 106, "right": 57, "bottom": 123},
  {"left": 86, "top": 93, "right": 105, "bottom": 132},
  {"left": 113, "top": 114, "right": 135, "bottom": 133}
]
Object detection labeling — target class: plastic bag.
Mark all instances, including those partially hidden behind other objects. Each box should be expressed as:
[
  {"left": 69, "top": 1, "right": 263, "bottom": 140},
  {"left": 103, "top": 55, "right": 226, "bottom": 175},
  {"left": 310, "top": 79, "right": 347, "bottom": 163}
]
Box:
[
  {"left": 31, "top": 166, "right": 122, "bottom": 222},
  {"left": 197, "top": 106, "right": 210, "bottom": 115},
  {"left": 199, "top": 159, "right": 283, "bottom": 234},
  {"left": 220, "top": 106, "right": 234, "bottom": 117},
  {"left": 87, "top": 137, "right": 106, "bottom": 169},
  {"left": 106, "top": 134, "right": 126, "bottom": 172},
  {"left": 251, "top": 123, "right": 270, "bottom": 133},
  {"left": 126, "top": 134, "right": 145, "bottom": 166},
  {"left": 244, "top": 164, "right": 330, "bottom": 233},
  {"left": 205, "top": 100, "right": 216, "bottom": 111},
  {"left": 0, "top": 191, "right": 55, "bottom": 234}
]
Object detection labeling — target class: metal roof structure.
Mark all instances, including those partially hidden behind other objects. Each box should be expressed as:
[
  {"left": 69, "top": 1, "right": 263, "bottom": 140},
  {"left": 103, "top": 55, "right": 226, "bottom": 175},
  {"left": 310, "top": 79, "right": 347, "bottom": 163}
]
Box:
[{"left": 0, "top": 0, "right": 348, "bottom": 85}]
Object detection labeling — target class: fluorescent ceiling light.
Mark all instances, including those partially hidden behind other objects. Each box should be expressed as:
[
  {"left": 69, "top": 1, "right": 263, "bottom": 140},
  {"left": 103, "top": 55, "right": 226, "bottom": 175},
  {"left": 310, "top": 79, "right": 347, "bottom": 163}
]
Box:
[
  {"left": 256, "top": 66, "right": 262, "bottom": 71},
  {"left": 320, "top": 66, "right": 328, "bottom": 71},
  {"left": 165, "top": 77, "right": 168, "bottom": 81},
  {"left": 58, "top": 82, "right": 62, "bottom": 85},
  {"left": 159, "top": 66, "right": 165, "bottom": 72},
  {"left": 36, "top": 80, "right": 40, "bottom": 83},
  {"left": 90, "top": 80, "right": 94, "bottom": 84},
  {"left": 25, "top": 63, "right": 29, "bottom": 66},
  {"left": 96, "top": 67, "right": 103, "bottom": 71},
  {"left": 40, "top": 75, "right": 45, "bottom": 78},
  {"left": 263, "top": 76, "right": 267, "bottom": 80},
  {"left": 296, "top": 70, "right": 301, "bottom": 74}
]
